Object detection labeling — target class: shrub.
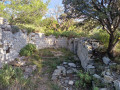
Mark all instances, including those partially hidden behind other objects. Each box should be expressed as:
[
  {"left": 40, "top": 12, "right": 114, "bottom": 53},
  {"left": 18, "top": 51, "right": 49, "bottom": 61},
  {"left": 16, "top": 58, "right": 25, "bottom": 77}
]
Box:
[
  {"left": 75, "top": 70, "right": 92, "bottom": 88},
  {"left": 19, "top": 44, "right": 36, "bottom": 56},
  {"left": 0, "top": 64, "right": 28, "bottom": 88},
  {"left": 90, "top": 28, "right": 109, "bottom": 49}
]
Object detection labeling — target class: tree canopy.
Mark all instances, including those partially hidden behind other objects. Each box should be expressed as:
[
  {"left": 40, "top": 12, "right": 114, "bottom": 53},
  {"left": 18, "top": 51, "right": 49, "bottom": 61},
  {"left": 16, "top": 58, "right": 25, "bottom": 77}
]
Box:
[
  {"left": 63, "top": 0, "right": 120, "bottom": 56},
  {"left": 0, "top": 0, "right": 49, "bottom": 24}
]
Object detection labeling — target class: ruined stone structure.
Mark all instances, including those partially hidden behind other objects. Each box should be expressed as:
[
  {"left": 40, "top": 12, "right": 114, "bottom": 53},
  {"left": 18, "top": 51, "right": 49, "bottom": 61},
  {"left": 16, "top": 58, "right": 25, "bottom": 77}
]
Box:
[
  {"left": 0, "top": 18, "right": 120, "bottom": 90},
  {"left": 0, "top": 23, "right": 99, "bottom": 70}
]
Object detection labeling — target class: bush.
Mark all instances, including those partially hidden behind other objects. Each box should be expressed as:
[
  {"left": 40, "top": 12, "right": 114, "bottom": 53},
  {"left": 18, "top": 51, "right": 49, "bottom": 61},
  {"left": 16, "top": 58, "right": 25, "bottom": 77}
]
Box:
[
  {"left": 19, "top": 44, "right": 36, "bottom": 56},
  {"left": 17, "top": 24, "right": 45, "bottom": 34},
  {"left": 90, "top": 28, "right": 109, "bottom": 49},
  {"left": 75, "top": 70, "right": 92, "bottom": 88},
  {"left": 0, "top": 64, "right": 28, "bottom": 88}
]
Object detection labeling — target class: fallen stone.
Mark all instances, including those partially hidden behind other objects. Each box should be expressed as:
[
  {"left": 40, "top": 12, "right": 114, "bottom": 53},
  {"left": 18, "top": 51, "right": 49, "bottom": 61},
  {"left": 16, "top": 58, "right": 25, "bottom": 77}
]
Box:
[
  {"left": 68, "top": 80, "right": 74, "bottom": 85},
  {"left": 63, "top": 62, "right": 68, "bottom": 65},
  {"left": 72, "top": 68, "right": 78, "bottom": 73},
  {"left": 64, "top": 80, "right": 69, "bottom": 84},
  {"left": 67, "top": 69, "right": 74, "bottom": 74},
  {"left": 113, "top": 80, "right": 120, "bottom": 90},
  {"left": 99, "top": 88, "right": 107, "bottom": 90},
  {"left": 101, "top": 71, "right": 106, "bottom": 76},
  {"left": 93, "top": 74, "right": 101, "bottom": 79},
  {"left": 53, "top": 69, "right": 61, "bottom": 76},
  {"left": 51, "top": 75, "right": 57, "bottom": 81},
  {"left": 102, "top": 57, "right": 110, "bottom": 65},
  {"left": 104, "top": 75, "right": 113, "bottom": 83},
  {"left": 92, "top": 42, "right": 99, "bottom": 49},
  {"left": 87, "top": 65, "right": 95, "bottom": 75},
  {"left": 106, "top": 71, "right": 111, "bottom": 76},
  {"left": 57, "top": 66, "right": 66, "bottom": 76},
  {"left": 17, "top": 60, "right": 26, "bottom": 66},
  {"left": 68, "top": 63, "right": 76, "bottom": 68}
]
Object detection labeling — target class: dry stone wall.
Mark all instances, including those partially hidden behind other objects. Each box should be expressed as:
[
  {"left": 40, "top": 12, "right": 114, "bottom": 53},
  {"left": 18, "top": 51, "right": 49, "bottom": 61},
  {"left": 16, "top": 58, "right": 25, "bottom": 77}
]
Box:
[{"left": 0, "top": 23, "right": 99, "bottom": 70}]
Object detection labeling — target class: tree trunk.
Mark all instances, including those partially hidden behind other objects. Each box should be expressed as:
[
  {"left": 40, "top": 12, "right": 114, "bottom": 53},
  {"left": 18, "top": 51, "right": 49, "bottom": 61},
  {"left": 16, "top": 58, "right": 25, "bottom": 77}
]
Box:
[{"left": 107, "top": 33, "right": 115, "bottom": 57}]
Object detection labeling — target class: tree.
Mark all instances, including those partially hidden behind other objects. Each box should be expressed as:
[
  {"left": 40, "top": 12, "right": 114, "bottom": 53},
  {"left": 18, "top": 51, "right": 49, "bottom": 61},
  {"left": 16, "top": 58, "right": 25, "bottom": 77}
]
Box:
[
  {"left": 0, "top": 0, "right": 49, "bottom": 24},
  {"left": 63, "top": 0, "right": 120, "bottom": 56}
]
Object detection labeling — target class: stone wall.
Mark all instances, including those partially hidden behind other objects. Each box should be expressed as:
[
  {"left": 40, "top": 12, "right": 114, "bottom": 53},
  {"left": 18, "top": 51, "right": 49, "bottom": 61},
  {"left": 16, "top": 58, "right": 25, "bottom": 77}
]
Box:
[{"left": 0, "top": 23, "right": 99, "bottom": 70}]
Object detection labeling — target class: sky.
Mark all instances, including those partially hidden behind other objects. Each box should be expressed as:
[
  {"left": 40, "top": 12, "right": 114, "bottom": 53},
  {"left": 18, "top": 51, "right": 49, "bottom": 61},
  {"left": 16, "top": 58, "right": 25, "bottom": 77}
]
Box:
[
  {"left": 43, "top": 0, "right": 63, "bottom": 18},
  {"left": 43, "top": 0, "right": 63, "bottom": 9}
]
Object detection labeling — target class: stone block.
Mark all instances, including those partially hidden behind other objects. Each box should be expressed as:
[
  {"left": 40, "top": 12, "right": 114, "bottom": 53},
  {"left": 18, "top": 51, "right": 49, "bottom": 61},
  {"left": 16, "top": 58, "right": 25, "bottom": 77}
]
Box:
[
  {"left": 0, "top": 17, "right": 4, "bottom": 25},
  {"left": 113, "top": 80, "right": 120, "bottom": 90}
]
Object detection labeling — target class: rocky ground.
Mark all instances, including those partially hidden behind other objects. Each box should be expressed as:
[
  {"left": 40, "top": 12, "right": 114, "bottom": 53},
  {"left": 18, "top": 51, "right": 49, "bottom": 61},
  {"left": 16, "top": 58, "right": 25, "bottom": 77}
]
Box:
[
  {"left": 7, "top": 48, "right": 82, "bottom": 90},
  {"left": 0, "top": 48, "right": 120, "bottom": 90}
]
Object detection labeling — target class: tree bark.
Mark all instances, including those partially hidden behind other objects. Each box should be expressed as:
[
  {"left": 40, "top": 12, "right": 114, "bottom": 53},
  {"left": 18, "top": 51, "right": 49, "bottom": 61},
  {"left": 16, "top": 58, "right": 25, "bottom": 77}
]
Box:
[
  {"left": 107, "top": 33, "right": 115, "bottom": 57},
  {"left": 107, "top": 33, "right": 120, "bottom": 57}
]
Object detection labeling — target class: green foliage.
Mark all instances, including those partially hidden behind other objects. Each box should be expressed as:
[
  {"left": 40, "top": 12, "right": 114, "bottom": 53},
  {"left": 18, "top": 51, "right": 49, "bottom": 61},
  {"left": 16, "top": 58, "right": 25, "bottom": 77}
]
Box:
[
  {"left": 0, "top": 2, "right": 6, "bottom": 17},
  {"left": 93, "top": 77, "right": 104, "bottom": 88},
  {"left": 63, "top": 0, "right": 120, "bottom": 55},
  {"left": 17, "top": 24, "right": 45, "bottom": 34},
  {"left": 93, "top": 87, "right": 99, "bottom": 90},
  {"left": 40, "top": 17, "right": 58, "bottom": 30},
  {"left": 50, "top": 83, "right": 60, "bottom": 90},
  {"left": 38, "top": 49, "right": 54, "bottom": 57},
  {"left": 1, "top": 0, "right": 49, "bottom": 25},
  {"left": 0, "top": 64, "right": 28, "bottom": 88},
  {"left": 110, "top": 64, "right": 120, "bottom": 74},
  {"left": 90, "top": 28, "right": 109, "bottom": 49},
  {"left": 19, "top": 44, "right": 36, "bottom": 56},
  {"left": 75, "top": 70, "right": 92, "bottom": 88},
  {"left": 114, "top": 42, "right": 120, "bottom": 53}
]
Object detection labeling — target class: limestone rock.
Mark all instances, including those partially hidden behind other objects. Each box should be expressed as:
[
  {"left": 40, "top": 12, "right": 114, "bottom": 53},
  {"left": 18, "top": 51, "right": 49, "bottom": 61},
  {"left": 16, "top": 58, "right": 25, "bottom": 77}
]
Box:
[
  {"left": 92, "top": 42, "right": 99, "bottom": 49},
  {"left": 99, "top": 88, "right": 107, "bottom": 90},
  {"left": 93, "top": 74, "right": 101, "bottom": 79},
  {"left": 102, "top": 57, "right": 111, "bottom": 65},
  {"left": 87, "top": 65, "right": 95, "bottom": 75},
  {"left": 67, "top": 69, "right": 74, "bottom": 74},
  {"left": 53, "top": 69, "right": 62, "bottom": 76},
  {"left": 113, "top": 80, "right": 120, "bottom": 90},
  {"left": 63, "top": 62, "right": 67, "bottom": 65},
  {"left": 104, "top": 75, "right": 113, "bottom": 83},
  {"left": 68, "top": 63, "right": 76, "bottom": 68},
  {"left": 68, "top": 80, "right": 74, "bottom": 85}
]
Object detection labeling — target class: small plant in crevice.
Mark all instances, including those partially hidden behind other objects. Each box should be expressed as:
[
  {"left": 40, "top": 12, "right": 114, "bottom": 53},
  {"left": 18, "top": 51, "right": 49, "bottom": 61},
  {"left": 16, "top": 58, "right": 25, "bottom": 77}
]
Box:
[
  {"left": 11, "top": 25, "right": 20, "bottom": 34},
  {"left": 75, "top": 70, "right": 92, "bottom": 89},
  {"left": 19, "top": 44, "right": 36, "bottom": 56}
]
